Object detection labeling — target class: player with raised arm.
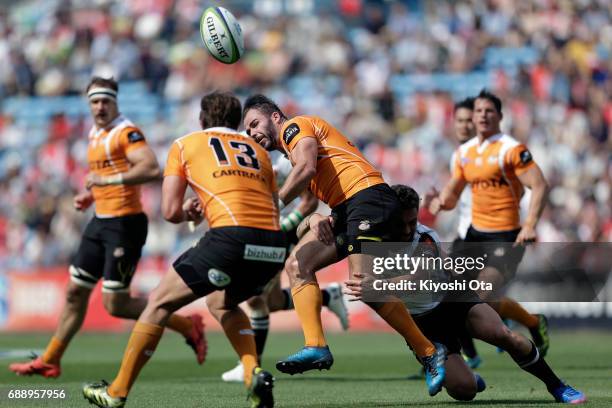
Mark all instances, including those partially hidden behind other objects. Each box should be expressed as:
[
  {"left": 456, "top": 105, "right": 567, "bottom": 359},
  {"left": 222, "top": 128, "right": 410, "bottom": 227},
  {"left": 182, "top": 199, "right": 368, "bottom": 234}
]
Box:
[
  {"left": 9, "top": 77, "right": 205, "bottom": 379},
  {"left": 221, "top": 153, "right": 349, "bottom": 383},
  {"left": 342, "top": 185, "right": 586, "bottom": 404},
  {"left": 82, "top": 93, "right": 284, "bottom": 408},
  {"left": 428, "top": 89, "right": 550, "bottom": 356},
  {"left": 243, "top": 95, "right": 446, "bottom": 396}
]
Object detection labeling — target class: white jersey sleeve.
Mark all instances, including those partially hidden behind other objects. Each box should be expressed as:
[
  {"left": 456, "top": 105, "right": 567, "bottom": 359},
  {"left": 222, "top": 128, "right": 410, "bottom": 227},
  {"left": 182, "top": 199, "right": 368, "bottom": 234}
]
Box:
[
  {"left": 451, "top": 149, "right": 472, "bottom": 239},
  {"left": 269, "top": 150, "right": 299, "bottom": 217},
  {"left": 401, "top": 223, "right": 448, "bottom": 315},
  {"left": 519, "top": 187, "right": 531, "bottom": 223}
]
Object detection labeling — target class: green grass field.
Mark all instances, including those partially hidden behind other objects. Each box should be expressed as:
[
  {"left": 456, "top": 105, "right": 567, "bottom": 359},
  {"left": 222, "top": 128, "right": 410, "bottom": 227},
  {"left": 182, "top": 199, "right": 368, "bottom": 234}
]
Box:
[{"left": 0, "top": 330, "right": 610, "bottom": 407}]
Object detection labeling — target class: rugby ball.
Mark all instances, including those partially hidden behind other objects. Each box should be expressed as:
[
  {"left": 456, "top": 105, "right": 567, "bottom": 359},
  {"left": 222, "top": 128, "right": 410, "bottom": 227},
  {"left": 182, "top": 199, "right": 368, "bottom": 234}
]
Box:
[{"left": 200, "top": 7, "right": 244, "bottom": 64}]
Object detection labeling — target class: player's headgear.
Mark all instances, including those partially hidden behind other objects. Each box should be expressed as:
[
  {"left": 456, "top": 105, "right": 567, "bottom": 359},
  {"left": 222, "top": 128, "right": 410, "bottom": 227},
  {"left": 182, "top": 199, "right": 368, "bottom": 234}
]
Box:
[{"left": 86, "top": 77, "right": 118, "bottom": 101}]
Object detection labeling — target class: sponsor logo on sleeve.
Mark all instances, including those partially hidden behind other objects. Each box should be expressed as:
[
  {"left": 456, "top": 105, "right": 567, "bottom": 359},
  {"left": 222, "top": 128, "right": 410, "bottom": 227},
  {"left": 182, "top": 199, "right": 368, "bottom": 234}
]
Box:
[
  {"left": 519, "top": 149, "right": 533, "bottom": 164},
  {"left": 283, "top": 123, "right": 300, "bottom": 146},
  {"left": 127, "top": 131, "right": 145, "bottom": 143}
]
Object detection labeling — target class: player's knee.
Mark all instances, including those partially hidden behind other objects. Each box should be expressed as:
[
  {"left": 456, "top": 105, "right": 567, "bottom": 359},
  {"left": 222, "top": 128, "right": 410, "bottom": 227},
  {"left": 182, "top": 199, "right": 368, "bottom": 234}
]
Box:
[
  {"left": 490, "top": 323, "right": 515, "bottom": 347},
  {"left": 447, "top": 387, "right": 476, "bottom": 401},
  {"left": 284, "top": 254, "right": 314, "bottom": 282},
  {"left": 146, "top": 286, "right": 179, "bottom": 315},
  {"left": 206, "top": 301, "right": 231, "bottom": 323},
  {"left": 104, "top": 300, "right": 121, "bottom": 317},
  {"left": 284, "top": 255, "right": 298, "bottom": 275},
  {"left": 247, "top": 295, "right": 266, "bottom": 311},
  {"left": 146, "top": 289, "right": 166, "bottom": 311},
  {"left": 103, "top": 295, "right": 128, "bottom": 317},
  {"left": 65, "top": 281, "right": 91, "bottom": 306},
  {"left": 446, "top": 378, "right": 477, "bottom": 401}
]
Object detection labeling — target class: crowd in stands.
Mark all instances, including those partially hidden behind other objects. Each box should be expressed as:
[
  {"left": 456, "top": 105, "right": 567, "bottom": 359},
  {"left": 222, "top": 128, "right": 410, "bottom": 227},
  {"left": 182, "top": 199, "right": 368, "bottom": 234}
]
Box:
[{"left": 0, "top": 0, "right": 610, "bottom": 269}]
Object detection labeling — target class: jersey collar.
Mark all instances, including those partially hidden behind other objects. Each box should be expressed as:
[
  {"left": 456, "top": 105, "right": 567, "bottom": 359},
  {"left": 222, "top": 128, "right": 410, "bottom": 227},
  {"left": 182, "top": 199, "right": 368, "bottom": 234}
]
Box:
[
  {"left": 204, "top": 126, "right": 240, "bottom": 134},
  {"left": 92, "top": 114, "right": 125, "bottom": 135},
  {"left": 476, "top": 132, "right": 503, "bottom": 153}
]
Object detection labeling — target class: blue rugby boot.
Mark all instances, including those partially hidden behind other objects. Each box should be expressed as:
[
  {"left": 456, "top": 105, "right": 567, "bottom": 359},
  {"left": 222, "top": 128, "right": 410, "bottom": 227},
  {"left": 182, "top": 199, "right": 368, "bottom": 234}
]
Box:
[
  {"left": 421, "top": 343, "right": 446, "bottom": 396},
  {"left": 276, "top": 346, "right": 333, "bottom": 375},
  {"left": 550, "top": 383, "right": 587, "bottom": 404},
  {"left": 475, "top": 373, "right": 486, "bottom": 393}
]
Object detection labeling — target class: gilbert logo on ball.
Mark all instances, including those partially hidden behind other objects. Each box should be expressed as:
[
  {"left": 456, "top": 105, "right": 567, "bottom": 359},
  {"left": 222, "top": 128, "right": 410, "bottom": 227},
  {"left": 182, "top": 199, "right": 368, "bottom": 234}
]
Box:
[{"left": 200, "top": 6, "right": 244, "bottom": 64}]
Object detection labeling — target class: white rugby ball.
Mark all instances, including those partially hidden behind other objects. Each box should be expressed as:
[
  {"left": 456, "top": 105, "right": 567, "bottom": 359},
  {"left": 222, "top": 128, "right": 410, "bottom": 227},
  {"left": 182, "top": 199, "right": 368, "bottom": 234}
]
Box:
[{"left": 200, "top": 7, "right": 244, "bottom": 64}]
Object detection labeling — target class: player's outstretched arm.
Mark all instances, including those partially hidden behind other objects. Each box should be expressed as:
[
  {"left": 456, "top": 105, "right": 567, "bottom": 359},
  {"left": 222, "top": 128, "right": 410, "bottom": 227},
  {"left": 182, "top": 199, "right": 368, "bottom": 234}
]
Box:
[
  {"left": 278, "top": 137, "right": 318, "bottom": 207},
  {"left": 516, "top": 165, "right": 549, "bottom": 244},
  {"left": 430, "top": 177, "right": 466, "bottom": 214}
]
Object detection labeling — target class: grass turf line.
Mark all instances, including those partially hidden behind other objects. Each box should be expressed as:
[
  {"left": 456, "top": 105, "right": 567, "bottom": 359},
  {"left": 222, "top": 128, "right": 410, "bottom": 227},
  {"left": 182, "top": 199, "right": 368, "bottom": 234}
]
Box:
[{"left": 0, "top": 330, "right": 610, "bottom": 407}]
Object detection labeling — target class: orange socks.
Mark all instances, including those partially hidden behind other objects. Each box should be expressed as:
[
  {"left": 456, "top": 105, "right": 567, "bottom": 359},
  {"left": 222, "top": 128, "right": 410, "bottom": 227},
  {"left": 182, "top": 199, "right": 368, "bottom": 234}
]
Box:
[
  {"left": 42, "top": 336, "right": 67, "bottom": 365},
  {"left": 108, "top": 321, "right": 164, "bottom": 398},
  {"left": 291, "top": 282, "right": 326, "bottom": 347},
  {"left": 375, "top": 302, "right": 435, "bottom": 357},
  {"left": 166, "top": 314, "right": 193, "bottom": 338},
  {"left": 220, "top": 309, "right": 258, "bottom": 388},
  {"left": 497, "top": 297, "right": 539, "bottom": 329}
]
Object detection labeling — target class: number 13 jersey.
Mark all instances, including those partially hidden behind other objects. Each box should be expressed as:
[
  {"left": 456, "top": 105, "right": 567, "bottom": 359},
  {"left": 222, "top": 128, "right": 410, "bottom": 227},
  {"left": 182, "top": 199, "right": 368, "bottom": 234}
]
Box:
[{"left": 164, "top": 127, "right": 279, "bottom": 230}]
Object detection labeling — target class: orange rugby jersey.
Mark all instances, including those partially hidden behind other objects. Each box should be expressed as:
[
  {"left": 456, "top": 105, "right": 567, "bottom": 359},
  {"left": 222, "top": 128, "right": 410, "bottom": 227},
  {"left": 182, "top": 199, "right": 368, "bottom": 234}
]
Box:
[
  {"left": 164, "top": 127, "right": 279, "bottom": 230},
  {"left": 87, "top": 115, "right": 147, "bottom": 217},
  {"left": 452, "top": 133, "right": 536, "bottom": 232},
  {"left": 279, "top": 116, "right": 385, "bottom": 208}
]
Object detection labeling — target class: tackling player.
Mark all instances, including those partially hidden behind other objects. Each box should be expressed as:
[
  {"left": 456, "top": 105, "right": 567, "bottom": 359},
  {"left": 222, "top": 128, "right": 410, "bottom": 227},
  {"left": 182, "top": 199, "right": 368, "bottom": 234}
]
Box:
[
  {"left": 343, "top": 185, "right": 586, "bottom": 404},
  {"left": 9, "top": 77, "right": 205, "bottom": 378},
  {"left": 428, "top": 90, "right": 550, "bottom": 356},
  {"left": 243, "top": 95, "right": 446, "bottom": 396},
  {"left": 83, "top": 92, "right": 284, "bottom": 408}
]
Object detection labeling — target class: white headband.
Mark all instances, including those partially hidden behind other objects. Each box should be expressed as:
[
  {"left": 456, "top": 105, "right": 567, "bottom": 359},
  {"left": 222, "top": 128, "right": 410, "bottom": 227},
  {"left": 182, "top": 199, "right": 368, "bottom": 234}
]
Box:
[{"left": 87, "top": 87, "right": 117, "bottom": 101}]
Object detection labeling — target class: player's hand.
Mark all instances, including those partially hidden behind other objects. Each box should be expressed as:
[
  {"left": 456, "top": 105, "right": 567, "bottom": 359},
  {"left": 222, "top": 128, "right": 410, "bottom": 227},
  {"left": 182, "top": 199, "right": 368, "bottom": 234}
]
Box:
[
  {"left": 310, "top": 213, "right": 335, "bottom": 245},
  {"left": 183, "top": 197, "right": 203, "bottom": 224},
  {"left": 423, "top": 187, "right": 439, "bottom": 209},
  {"left": 74, "top": 192, "right": 94, "bottom": 211},
  {"left": 514, "top": 225, "right": 537, "bottom": 246},
  {"left": 85, "top": 172, "right": 105, "bottom": 189},
  {"left": 344, "top": 272, "right": 375, "bottom": 301},
  {"left": 344, "top": 272, "right": 364, "bottom": 301},
  {"left": 428, "top": 196, "right": 442, "bottom": 215}
]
